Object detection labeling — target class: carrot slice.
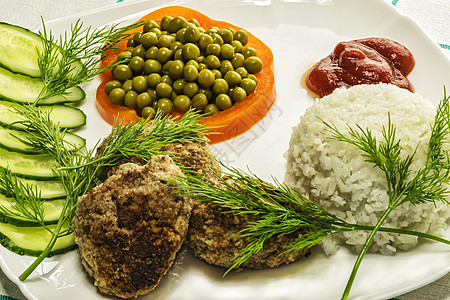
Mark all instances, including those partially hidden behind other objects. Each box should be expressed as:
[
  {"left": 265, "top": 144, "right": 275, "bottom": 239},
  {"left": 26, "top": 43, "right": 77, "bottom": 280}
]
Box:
[{"left": 96, "top": 6, "right": 276, "bottom": 144}]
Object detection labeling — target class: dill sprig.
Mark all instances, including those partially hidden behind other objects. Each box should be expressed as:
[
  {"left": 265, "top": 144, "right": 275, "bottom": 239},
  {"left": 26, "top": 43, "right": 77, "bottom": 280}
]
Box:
[
  {"left": 37, "top": 18, "right": 144, "bottom": 101},
  {"left": 3, "top": 105, "right": 213, "bottom": 280},
  {"left": 324, "top": 91, "right": 450, "bottom": 299},
  {"left": 173, "top": 163, "right": 450, "bottom": 276}
]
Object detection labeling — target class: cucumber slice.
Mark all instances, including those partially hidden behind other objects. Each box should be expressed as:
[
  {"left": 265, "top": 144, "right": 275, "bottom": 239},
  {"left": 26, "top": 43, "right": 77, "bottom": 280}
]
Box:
[
  {"left": 0, "top": 221, "right": 76, "bottom": 256},
  {"left": 0, "top": 148, "right": 56, "bottom": 179},
  {"left": 0, "top": 193, "right": 66, "bottom": 226},
  {"left": 0, "top": 100, "right": 86, "bottom": 130},
  {"left": 0, "top": 125, "right": 85, "bottom": 154},
  {"left": 9, "top": 178, "right": 66, "bottom": 200},
  {"left": 0, "top": 22, "right": 84, "bottom": 78},
  {"left": 0, "top": 66, "right": 85, "bottom": 105}
]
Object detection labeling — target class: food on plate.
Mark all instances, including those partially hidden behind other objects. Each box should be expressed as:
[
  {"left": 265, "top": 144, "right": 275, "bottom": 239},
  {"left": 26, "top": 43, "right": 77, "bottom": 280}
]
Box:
[
  {"left": 305, "top": 38, "right": 414, "bottom": 97},
  {"left": 284, "top": 83, "right": 450, "bottom": 255},
  {"left": 97, "top": 6, "right": 276, "bottom": 144},
  {"left": 187, "top": 177, "right": 311, "bottom": 269},
  {"left": 72, "top": 155, "right": 191, "bottom": 299}
]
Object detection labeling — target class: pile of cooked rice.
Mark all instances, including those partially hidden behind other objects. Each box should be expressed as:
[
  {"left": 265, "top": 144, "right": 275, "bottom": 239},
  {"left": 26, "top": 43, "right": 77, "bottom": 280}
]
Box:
[{"left": 284, "top": 83, "right": 450, "bottom": 255}]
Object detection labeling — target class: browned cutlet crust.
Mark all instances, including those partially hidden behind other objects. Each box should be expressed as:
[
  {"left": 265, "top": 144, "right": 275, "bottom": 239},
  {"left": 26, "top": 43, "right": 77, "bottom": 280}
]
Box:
[
  {"left": 187, "top": 180, "right": 311, "bottom": 270},
  {"left": 72, "top": 155, "right": 191, "bottom": 299}
]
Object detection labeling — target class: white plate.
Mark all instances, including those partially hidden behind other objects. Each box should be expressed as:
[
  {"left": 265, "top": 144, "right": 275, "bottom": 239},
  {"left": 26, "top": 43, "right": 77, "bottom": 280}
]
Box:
[{"left": 1, "top": 0, "right": 449, "bottom": 299}]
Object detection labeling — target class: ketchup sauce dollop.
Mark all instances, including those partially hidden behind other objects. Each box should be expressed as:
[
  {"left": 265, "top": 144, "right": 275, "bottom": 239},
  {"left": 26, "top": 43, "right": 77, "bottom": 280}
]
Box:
[{"left": 305, "top": 37, "right": 415, "bottom": 97}]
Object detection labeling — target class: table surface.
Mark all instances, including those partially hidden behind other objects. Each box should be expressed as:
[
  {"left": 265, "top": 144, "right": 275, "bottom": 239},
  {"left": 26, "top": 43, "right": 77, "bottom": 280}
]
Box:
[{"left": 0, "top": 0, "right": 449, "bottom": 299}]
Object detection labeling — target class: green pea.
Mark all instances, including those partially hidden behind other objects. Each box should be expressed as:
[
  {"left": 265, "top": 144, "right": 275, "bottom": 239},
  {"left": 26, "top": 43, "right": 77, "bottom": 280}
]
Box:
[
  {"left": 145, "top": 46, "right": 159, "bottom": 59},
  {"left": 162, "top": 60, "right": 172, "bottom": 75},
  {"left": 143, "top": 59, "right": 162, "bottom": 74},
  {"left": 204, "top": 103, "right": 219, "bottom": 116},
  {"left": 147, "top": 73, "right": 162, "bottom": 88},
  {"left": 198, "top": 63, "right": 207, "bottom": 71},
  {"left": 218, "top": 28, "right": 233, "bottom": 44},
  {"left": 197, "top": 69, "right": 215, "bottom": 87},
  {"left": 143, "top": 20, "right": 159, "bottom": 32},
  {"left": 182, "top": 43, "right": 200, "bottom": 61},
  {"left": 141, "top": 32, "right": 158, "bottom": 48},
  {"left": 127, "top": 38, "right": 136, "bottom": 48},
  {"left": 142, "top": 106, "right": 156, "bottom": 119},
  {"left": 136, "top": 92, "right": 152, "bottom": 109},
  {"left": 175, "top": 28, "right": 187, "bottom": 44},
  {"left": 198, "top": 87, "right": 213, "bottom": 101},
  {"left": 129, "top": 56, "right": 144, "bottom": 73},
  {"left": 156, "top": 82, "right": 173, "bottom": 98},
  {"left": 224, "top": 70, "right": 242, "bottom": 87},
  {"left": 244, "top": 56, "right": 263, "bottom": 74},
  {"left": 191, "top": 93, "right": 208, "bottom": 110},
  {"left": 132, "top": 75, "right": 148, "bottom": 93},
  {"left": 156, "top": 98, "right": 173, "bottom": 115},
  {"left": 205, "top": 26, "right": 219, "bottom": 34},
  {"left": 132, "top": 32, "right": 142, "bottom": 45},
  {"left": 231, "top": 40, "right": 243, "bottom": 53},
  {"left": 109, "top": 88, "right": 125, "bottom": 105},
  {"left": 185, "top": 24, "right": 201, "bottom": 43},
  {"left": 157, "top": 34, "right": 174, "bottom": 48},
  {"left": 156, "top": 47, "right": 173, "bottom": 64},
  {"left": 240, "top": 77, "right": 257, "bottom": 94},
  {"left": 132, "top": 45, "right": 146, "bottom": 59},
  {"left": 234, "top": 30, "right": 249, "bottom": 45},
  {"left": 212, "top": 78, "right": 229, "bottom": 94},
  {"left": 210, "top": 33, "right": 223, "bottom": 46},
  {"left": 235, "top": 66, "right": 248, "bottom": 78},
  {"left": 196, "top": 55, "right": 205, "bottom": 63},
  {"left": 168, "top": 16, "right": 187, "bottom": 33},
  {"left": 205, "top": 55, "right": 221, "bottom": 69},
  {"left": 206, "top": 43, "right": 221, "bottom": 56},
  {"left": 215, "top": 94, "right": 232, "bottom": 110},
  {"left": 117, "top": 51, "right": 132, "bottom": 62},
  {"left": 212, "top": 69, "right": 222, "bottom": 79},
  {"left": 173, "top": 95, "right": 191, "bottom": 113},
  {"left": 113, "top": 64, "right": 132, "bottom": 81},
  {"left": 149, "top": 27, "right": 162, "bottom": 38},
  {"left": 186, "top": 59, "right": 199, "bottom": 69},
  {"left": 231, "top": 86, "right": 247, "bottom": 102},
  {"left": 189, "top": 18, "right": 201, "bottom": 27},
  {"left": 220, "top": 44, "right": 235, "bottom": 60},
  {"left": 173, "top": 78, "right": 186, "bottom": 94},
  {"left": 170, "top": 41, "right": 184, "bottom": 52},
  {"left": 183, "top": 82, "right": 199, "bottom": 98},
  {"left": 220, "top": 60, "right": 234, "bottom": 76},
  {"left": 122, "top": 79, "right": 133, "bottom": 92},
  {"left": 124, "top": 90, "right": 138, "bottom": 109},
  {"left": 146, "top": 88, "right": 158, "bottom": 102},
  {"left": 231, "top": 53, "right": 245, "bottom": 68},
  {"left": 198, "top": 33, "right": 214, "bottom": 51},
  {"left": 105, "top": 80, "right": 122, "bottom": 95},
  {"left": 247, "top": 74, "right": 258, "bottom": 84},
  {"left": 168, "top": 60, "right": 185, "bottom": 79},
  {"left": 160, "top": 16, "right": 173, "bottom": 31},
  {"left": 173, "top": 49, "right": 183, "bottom": 60},
  {"left": 184, "top": 64, "right": 198, "bottom": 81},
  {"left": 161, "top": 74, "right": 173, "bottom": 85},
  {"left": 242, "top": 47, "right": 257, "bottom": 59}
]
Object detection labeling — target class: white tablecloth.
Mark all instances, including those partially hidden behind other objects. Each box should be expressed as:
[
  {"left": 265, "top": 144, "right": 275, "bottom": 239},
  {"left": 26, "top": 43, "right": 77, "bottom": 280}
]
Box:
[{"left": 0, "top": 0, "right": 448, "bottom": 299}]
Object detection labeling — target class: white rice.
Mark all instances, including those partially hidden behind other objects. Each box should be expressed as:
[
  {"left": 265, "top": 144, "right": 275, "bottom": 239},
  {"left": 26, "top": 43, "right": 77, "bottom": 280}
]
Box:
[{"left": 284, "top": 83, "right": 450, "bottom": 255}]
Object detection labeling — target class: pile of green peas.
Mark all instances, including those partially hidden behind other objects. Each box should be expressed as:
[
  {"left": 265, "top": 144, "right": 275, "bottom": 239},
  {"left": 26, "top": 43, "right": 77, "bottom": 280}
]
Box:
[{"left": 104, "top": 15, "right": 263, "bottom": 119}]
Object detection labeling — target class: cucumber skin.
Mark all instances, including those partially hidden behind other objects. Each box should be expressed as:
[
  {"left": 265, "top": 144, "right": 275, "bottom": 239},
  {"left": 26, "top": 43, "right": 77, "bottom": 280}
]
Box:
[
  {"left": 0, "top": 66, "right": 86, "bottom": 105},
  {"left": 0, "top": 101, "right": 87, "bottom": 130},
  {"left": 0, "top": 22, "right": 42, "bottom": 78},
  {"left": 0, "top": 231, "right": 76, "bottom": 257},
  {"left": 0, "top": 22, "right": 85, "bottom": 78}
]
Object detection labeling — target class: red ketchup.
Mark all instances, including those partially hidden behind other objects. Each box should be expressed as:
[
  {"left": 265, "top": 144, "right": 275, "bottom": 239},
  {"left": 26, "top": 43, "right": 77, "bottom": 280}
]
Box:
[{"left": 305, "top": 37, "right": 415, "bottom": 97}]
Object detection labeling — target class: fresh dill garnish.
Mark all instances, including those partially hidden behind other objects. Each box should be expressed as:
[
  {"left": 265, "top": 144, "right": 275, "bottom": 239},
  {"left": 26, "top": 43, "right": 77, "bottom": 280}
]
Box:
[
  {"left": 2, "top": 103, "right": 213, "bottom": 280},
  {"left": 37, "top": 18, "right": 144, "bottom": 101},
  {"left": 323, "top": 90, "right": 450, "bottom": 299},
  {"left": 173, "top": 163, "right": 450, "bottom": 277}
]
